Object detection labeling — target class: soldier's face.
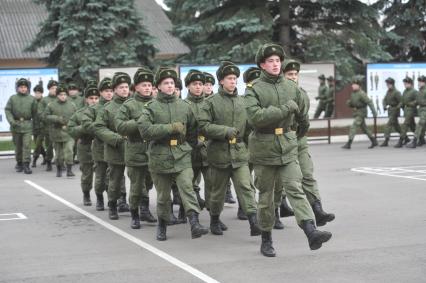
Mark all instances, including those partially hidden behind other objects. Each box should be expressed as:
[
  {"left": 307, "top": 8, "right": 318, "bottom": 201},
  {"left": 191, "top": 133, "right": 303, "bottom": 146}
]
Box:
[
  {"left": 152, "top": 87, "right": 158, "bottom": 97},
  {"left": 34, "top": 91, "right": 43, "bottom": 99},
  {"left": 203, "top": 82, "right": 213, "bottom": 95},
  {"left": 68, "top": 89, "right": 79, "bottom": 97},
  {"left": 284, "top": 70, "right": 298, "bottom": 82},
  {"left": 386, "top": 83, "right": 393, "bottom": 89},
  {"left": 260, "top": 55, "right": 281, "bottom": 76},
  {"left": 404, "top": 82, "right": 411, "bottom": 88},
  {"left": 351, "top": 83, "right": 360, "bottom": 91},
  {"left": 175, "top": 88, "right": 181, "bottom": 97},
  {"left": 220, "top": 75, "right": 237, "bottom": 93},
  {"left": 135, "top": 81, "right": 153, "bottom": 97},
  {"left": 57, "top": 93, "right": 67, "bottom": 102},
  {"left": 101, "top": 89, "right": 113, "bottom": 101},
  {"left": 17, "top": 85, "right": 28, "bottom": 94},
  {"left": 188, "top": 81, "right": 204, "bottom": 96},
  {"left": 49, "top": 86, "right": 57, "bottom": 96},
  {"left": 86, "top": 95, "right": 99, "bottom": 106},
  {"left": 419, "top": 82, "right": 425, "bottom": 88},
  {"left": 115, "top": 83, "right": 129, "bottom": 98},
  {"left": 158, "top": 78, "right": 175, "bottom": 95}
]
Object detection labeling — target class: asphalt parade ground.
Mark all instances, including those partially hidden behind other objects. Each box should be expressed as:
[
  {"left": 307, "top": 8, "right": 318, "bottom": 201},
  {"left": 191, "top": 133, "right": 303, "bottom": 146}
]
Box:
[{"left": 1, "top": 140, "right": 425, "bottom": 283}]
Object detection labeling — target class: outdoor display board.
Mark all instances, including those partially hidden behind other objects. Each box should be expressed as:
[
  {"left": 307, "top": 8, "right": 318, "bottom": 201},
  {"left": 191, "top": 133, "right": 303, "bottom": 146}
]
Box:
[
  {"left": 0, "top": 68, "right": 59, "bottom": 132},
  {"left": 179, "top": 63, "right": 335, "bottom": 119},
  {"left": 367, "top": 63, "right": 426, "bottom": 117}
]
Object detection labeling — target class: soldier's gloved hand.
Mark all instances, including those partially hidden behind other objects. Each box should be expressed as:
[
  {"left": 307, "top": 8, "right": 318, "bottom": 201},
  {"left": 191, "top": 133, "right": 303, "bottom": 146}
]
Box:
[
  {"left": 170, "top": 122, "right": 185, "bottom": 134},
  {"left": 280, "top": 100, "right": 299, "bottom": 116},
  {"left": 297, "top": 120, "right": 310, "bottom": 138},
  {"left": 225, "top": 127, "right": 239, "bottom": 140}
]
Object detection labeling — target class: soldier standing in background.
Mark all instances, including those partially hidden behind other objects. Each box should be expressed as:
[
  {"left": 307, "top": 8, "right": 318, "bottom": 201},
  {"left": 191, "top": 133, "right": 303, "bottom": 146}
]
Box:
[
  {"left": 313, "top": 74, "right": 328, "bottom": 118},
  {"left": 32, "top": 84, "right": 46, "bottom": 167},
  {"left": 5, "top": 78, "right": 37, "bottom": 174},
  {"left": 324, "top": 76, "right": 335, "bottom": 118}
]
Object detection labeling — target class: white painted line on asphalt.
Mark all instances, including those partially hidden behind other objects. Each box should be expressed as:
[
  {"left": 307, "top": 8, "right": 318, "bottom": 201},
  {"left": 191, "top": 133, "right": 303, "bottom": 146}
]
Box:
[
  {"left": 351, "top": 167, "right": 426, "bottom": 181},
  {"left": 24, "top": 180, "right": 220, "bottom": 283},
  {"left": 0, "top": 213, "right": 27, "bottom": 221}
]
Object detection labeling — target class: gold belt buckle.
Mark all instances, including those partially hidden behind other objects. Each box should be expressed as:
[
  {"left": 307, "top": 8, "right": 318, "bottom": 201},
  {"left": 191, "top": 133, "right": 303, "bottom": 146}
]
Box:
[
  {"left": 275, "top": 128, "right": 283, "bottom": 135},
  {"left": 19, "top": 117, "right": 24, "bottom": 121},
  {"left": 170, "top": 139, "right": 178, "bottom": 146},
  {"left": 198, "top": 135, "right": 205, "bottom": 142},
  {"left": 229, "top": 138, "right": 237, "bottom": 144}
]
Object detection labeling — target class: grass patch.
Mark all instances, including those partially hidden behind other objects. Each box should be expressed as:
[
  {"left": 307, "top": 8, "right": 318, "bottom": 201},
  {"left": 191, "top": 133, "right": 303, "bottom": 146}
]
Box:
[{"left": 0, "top": 140, "right": 14, "bottom": 151}]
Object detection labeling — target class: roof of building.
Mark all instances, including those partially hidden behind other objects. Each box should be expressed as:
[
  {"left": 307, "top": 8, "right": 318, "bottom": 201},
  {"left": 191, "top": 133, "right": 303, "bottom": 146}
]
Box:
[{"left": 0, "top": 0, "right": 189, "bottom": 60}]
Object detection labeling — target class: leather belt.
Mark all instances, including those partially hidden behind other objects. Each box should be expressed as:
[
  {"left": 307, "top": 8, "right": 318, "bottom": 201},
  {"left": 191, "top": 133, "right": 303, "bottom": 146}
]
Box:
[{"left": 256, "top": 127, "right": 288, "bottom": 135}]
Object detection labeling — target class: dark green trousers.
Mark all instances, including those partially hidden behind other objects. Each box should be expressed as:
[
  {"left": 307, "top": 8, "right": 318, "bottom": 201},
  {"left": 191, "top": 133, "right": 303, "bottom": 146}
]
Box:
[{"left": 13, "top": 132, "right": 32, "bottom": 163}]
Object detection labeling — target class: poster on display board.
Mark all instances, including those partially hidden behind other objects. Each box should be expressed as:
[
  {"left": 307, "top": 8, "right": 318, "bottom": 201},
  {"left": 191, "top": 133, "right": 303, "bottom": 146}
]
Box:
[
  {"left": 179, "top": 63, "right": 335, "bottom": 119},
  {"left": 366, "top": 63, "right": 426, "bottom": 118},
  {"left": 0, "top": 68, "right": 59, "bottom": 132}
]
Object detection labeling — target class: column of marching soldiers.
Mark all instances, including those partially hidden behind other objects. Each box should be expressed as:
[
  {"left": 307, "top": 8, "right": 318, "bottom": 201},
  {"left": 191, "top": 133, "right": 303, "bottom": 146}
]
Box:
[{"left": 6, "top": 43, "right": 338, "bottom": 257}]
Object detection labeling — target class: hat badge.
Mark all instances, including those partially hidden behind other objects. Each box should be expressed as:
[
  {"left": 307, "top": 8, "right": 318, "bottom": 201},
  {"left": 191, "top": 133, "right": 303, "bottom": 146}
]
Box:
[
  {"left": 167, "top": 71, "right": 171, "bottom": 75},
  {"left": 272, "top": 47, "right": 276, "bottom": 51}
]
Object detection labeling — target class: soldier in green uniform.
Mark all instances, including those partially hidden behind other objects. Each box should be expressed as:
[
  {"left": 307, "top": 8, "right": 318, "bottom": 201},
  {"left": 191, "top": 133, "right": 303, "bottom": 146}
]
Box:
[
  {"left": 380, "top": 78, "right": 402, "bottom": 147},
  {"left": 407, "top": 76, "right": 426, "bottom": 148},
  {"left": 198, "top": 61, "right": 261, "bottom": 237},
  {"left": 68, "top": 86, "right": 99, "bottom": 205},
  {"left": 395, "top": 77, "right": 418, "bottom": 148},
  {"left": 32, "top": 85, "right": 46, "bottom": 167},
  {"left": 342, "top": 77, "right": 378, "bottom": 149},
  {"left": 81, "top": 78, "right": 113, "bottom": 211},
  {"left": 94, "top": 73, "right": 130, "bottom": 220},
  {"left": 138, "top": 67, "right": 208, "bottom": 241},
  {"left": 116, "top": 67, "right": 157, "bottom": 229},
  {"left": 313, "top": 74, "right": 329, "bottom": 119},
  {"left": 282, "top": 60, "right": 335, "bottom": 227},
  {"left": 5, "top": 78, "right": 37, "bottom": 174},
  {"left": 324, "top": 76, "right": 335, "bottom": 118},
  {"left": 68, "top": 82, "right": 85, "bottom": 109},
  {"left": 39, "top": 80, "right": 59, "bottom": 171},
  {"left": 203, "top": 72, "right": 215, "bottom": 98},
  {"left": 245, "top": 43, "right": 332, "bottom": 257},
  {"left": 44, "top": 84, "right": 77, "bottom": 177}
]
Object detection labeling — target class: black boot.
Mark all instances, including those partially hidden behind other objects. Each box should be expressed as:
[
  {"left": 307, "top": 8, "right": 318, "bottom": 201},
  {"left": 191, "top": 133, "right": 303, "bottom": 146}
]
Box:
[
  {"left": 394, "top": 137, "right": 403, "bottom": 148},
  {"left": 237, "top": 205, "right": 248, "bottom": 220},
  {"left": 23, "top": 162, "right": 32, "bottom": 174},
  {"left": 341, "top": 139, "right": 352, "bottom": 149},
  {"left": 280, "top": 196, "right": 294, "bottom": 217},
  {"left": 273, "top": 208, "right": 284, "bottom": 230},
  {"left": 56, "top": 165, "right": 62, "bottom": 177},
  {"left": 83, "top": 192, "right": 92, "bottom": 206},
  {"left": 403, "top": 136, "right": 410, "bottom": 145},
  {"left": 168, "top": 203, "right": 178, "bottom": 225},
  {"left": 368, "top": 137, "right": 378, "bottom": 149},
  {"left": 108, "top": 200, "right": 119, "bottom": 220},
  {"left": 379, "top": 137, "right": 389, "bottom": 147},
  {"left": 260, "top": 231, "right": 276, "bottom": 257},
  {"left": 418, "top": 137, "right": 425, "bottom": 146},
  {"left": 117, "top": 193, "right": 130, "bottom": 212},
  {"left": 195, "top": 190, "right": 205, "bottom": 210},
  {"left": 130, "top": 209, "right": 141, "bottom": 229},
  {"left": 15, "top": 162, "right": 23, "bottom": 172},
  {"left": 210, "top": 215, "right": 223, "bottom": 235},
  {"left": 96, "top": 193, "right": 104, "bottom": 211},
  {"left": 219, "top": 220, "right": 228, "bottom": 231},
  {"left": 156, "top": 218, "right": 167, "bottom": 241},
  {"left": 312, "top": 200, "right": 335, "bottom": 227},
  {"left": 177, "top": 203, "right": 187, "bottom": 224},
  {"left": 32, "top": 156, "right": 38, "bottom": 168},
  {"left": 187, "top": 211, "right": 209, "bottom": 239},
  {"left": 406, "top": 137, "right": 417, "bottom": 148},
  {"left": 247, "top": 213, "right": 261, "bottom": 236},
  {"left": 140, "top": 197, "right": 157, "bottom": 223},
  {"left": 66, "top": 164, "right": 75, "bottom": 177},
  {"left": 41, "top": 154, "right": 47, "bottom": 165},
  {"left": 46, "top": 160, "right": 52, "bottom": 171},
  {"left": 225, "top": 184, "right": 236, "bottom": 204},
  {"left": 301, "top": 220, "right": 332, "bottom": 250}
]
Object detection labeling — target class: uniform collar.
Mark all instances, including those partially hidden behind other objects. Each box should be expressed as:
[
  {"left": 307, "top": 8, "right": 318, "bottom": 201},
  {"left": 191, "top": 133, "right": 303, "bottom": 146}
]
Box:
[
  {"left": 113, "top": 94, "right": 127, "bottom": 104},
  {"left": 157, "top": 91, "right": 176, "bottom": 103},
  {"left": 218, "top": 86, "right": 238, "bottom": 97},
  {"left": 259, "top": 70, "right": 283, "bottom": 84},
  {"left": 187, "top": 92, "right": 204, "bottom": 102},
  {"left": 135, "top": 92, "right": 153, "bottom": 103}
]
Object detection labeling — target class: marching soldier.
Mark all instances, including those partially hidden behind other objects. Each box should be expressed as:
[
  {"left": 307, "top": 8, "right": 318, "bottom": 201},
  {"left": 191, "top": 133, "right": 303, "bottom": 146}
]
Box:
[
  {"left": 94, "top": 72, "right": 130, "bottom": 220},
  {"left": 395, "top": 77, "right": 417, "bottom": 148},
  {"left": 5, "top": 78, "right": 37, "bottom": 174},
  {"left": 245, "top": 43, "right": 332, "bottom": 257},
  {"left": 138, "top": 67, "right": 208, "bottom": 241},
  {"left": 39, "top": 80, "right": 59, "bottom": 171},
  {"left": 198, "top": 61, "right": 261, "bottom": 237},
  {"left": 115, "top": 67, "right": 157, "bottom": 229},
  {"left": 282, "top": 60, "right": 335, "bottom": 227},
  {"left": 380, "top": 78, "right": 402, "bottom": 147},
  {"left": 342, "top": 76, "right": 378, "bottom": 149},
  {"left": 44, "top": 84, "right": 77, "bottom": 177},
  {"left": 32, "top": 84, "right": 46, "bottom": 167},
  {"left": 313, "top": 74, "right": 328, "bottom": 118},
  {"left": 81, "top": 78, "right": 114, "bottom": 211},
  {"left": 324, "top": 76, "right": 335, "bottom": 118},
  {"left": 407, "top": 76, "right": 426, "bottom": 148},
  {"left": 68, "top": 81, "right": 85, "bottom": 109},
  {"left": 68, "top": 85, "right": 100, "bottom": 205}
]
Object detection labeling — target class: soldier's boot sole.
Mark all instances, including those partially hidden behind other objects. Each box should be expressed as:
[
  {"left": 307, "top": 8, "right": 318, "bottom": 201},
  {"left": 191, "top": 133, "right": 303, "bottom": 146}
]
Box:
[
  {"left": 308, "top": 231, "right": 332, "bottom": 250},
  {"left": 210, "top": 222, "right": 223, "bottom": 235},
  {"left": 316, "top": 213, "right": 335, "bottom": 227}
]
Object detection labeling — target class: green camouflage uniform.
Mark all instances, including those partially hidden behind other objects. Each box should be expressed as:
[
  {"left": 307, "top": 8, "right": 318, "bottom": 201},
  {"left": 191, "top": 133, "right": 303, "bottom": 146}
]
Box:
[
  {"left": 400, "top": 87, "right": 418, "bottom": 139},
  {"left": 346, "top": 89, "right": 377, "bottom": 141},
  {"left": 314, "top": 82, "right": 328, "bottom": 118},
  {"left": 383, "top": 88, "right": 402, "bottom": 139}
]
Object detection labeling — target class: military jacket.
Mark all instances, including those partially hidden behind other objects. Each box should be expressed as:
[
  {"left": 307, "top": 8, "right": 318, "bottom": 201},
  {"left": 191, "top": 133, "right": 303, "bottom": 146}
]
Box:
[
  {"left": 346, "top": 89, "right": 377, "bottom": 118},
  {"left": 44, "top": 99, "right": 76, "bottom": 142},
  {"left": 5, "top": 92, "right": 37, "bottom": 134},
  {"left": 68, "top": 106, "right": 94, "bottom": 163}
]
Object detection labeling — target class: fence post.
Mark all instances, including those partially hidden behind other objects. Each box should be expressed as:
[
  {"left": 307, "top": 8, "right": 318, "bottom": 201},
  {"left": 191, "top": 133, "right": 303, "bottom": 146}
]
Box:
[{"left": 327, "top": 118, "right": 331, "bottom": 144}]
